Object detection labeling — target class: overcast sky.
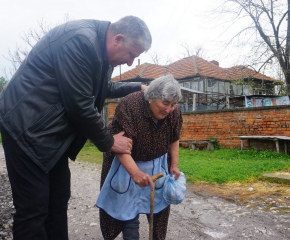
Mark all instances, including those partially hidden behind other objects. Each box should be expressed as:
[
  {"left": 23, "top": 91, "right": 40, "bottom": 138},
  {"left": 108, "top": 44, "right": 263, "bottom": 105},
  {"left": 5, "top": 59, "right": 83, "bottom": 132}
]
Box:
[{"left": 1, "top": 0, "right": 246, "bottom": 78}]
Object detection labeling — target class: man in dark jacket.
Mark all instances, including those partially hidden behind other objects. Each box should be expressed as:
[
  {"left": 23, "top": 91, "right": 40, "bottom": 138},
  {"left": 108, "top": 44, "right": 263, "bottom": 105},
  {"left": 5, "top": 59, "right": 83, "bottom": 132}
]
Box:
[{"left": 0, "top": 16, "right": 151, "bottom": 239}]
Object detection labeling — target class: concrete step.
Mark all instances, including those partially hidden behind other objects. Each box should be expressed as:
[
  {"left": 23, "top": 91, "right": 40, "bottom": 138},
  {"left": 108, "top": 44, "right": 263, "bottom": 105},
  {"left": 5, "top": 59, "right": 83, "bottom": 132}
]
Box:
[{"left": 262, "top": 172, "right": 290, "bottom": 184}]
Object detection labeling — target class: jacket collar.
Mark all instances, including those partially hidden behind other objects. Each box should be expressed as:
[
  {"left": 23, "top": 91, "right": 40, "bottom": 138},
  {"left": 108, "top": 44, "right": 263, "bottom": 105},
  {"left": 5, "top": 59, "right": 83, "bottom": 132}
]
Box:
[{"left": 97, "top": 21, "right": 111, "bottom": 64}]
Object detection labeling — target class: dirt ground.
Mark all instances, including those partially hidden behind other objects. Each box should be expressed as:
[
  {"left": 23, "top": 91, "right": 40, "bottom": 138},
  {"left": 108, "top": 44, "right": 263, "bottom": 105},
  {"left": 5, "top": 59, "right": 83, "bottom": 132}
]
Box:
[
  {"left": 190, "top": 181, "right": 290, "bottom": 213},
  {"left": 1, "top": 147, "right": 290, "bottom": 239},
  {"left": 67, "top": 160, "right": 290, "bottom": 240}
]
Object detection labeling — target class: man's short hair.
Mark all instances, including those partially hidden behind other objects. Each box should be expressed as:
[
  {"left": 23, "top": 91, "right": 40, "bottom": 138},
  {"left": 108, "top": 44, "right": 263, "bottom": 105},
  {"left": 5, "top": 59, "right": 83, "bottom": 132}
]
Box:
[{"left": 110, "top": 16, "right": 152, "bottom": 51}]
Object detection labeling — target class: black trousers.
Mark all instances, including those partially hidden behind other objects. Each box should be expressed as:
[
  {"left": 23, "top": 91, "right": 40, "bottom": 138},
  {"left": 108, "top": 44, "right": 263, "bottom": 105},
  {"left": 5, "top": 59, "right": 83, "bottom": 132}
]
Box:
[{"left": 1, "top": 127, "right": 71, "bottom": 240}]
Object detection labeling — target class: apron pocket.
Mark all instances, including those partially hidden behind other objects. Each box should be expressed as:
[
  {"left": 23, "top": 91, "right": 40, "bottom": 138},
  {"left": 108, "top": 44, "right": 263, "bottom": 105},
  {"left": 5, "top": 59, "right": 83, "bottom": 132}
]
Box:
[
  {"left": 110, "top": 163, "right": 131, "bottom": 194},
  {"left": 155, "top": 165, "right": 168, "bottom": 189}
]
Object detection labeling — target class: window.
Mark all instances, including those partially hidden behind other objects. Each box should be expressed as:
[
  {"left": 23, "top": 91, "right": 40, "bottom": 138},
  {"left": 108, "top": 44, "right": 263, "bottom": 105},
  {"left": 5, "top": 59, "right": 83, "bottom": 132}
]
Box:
[
  {"left": 219, "top": 82, "right": 226, "bottom": 94},
  {"left": 232, "top": 85, "right": 243, "bottom": 95},
  {"left": 243, "top": 86, "right": 249, "bottom": 95},
  {"left": 253, "top": 89, "right": 265, "bottom": 95},
  {"left": 183, "top": 81, "right": 191, "bottom": 89},
  {"left": 198, "top": 79, "right": 204, "bottom": 92},
  {"left": 224, "top": 82, "right": 230, "bottom": 94},
  {"left": 207, "top": 79, "right": 218, "bottom": 93},
  {"left": 191, "top": 81, "right": 198, "bottom": 90}
]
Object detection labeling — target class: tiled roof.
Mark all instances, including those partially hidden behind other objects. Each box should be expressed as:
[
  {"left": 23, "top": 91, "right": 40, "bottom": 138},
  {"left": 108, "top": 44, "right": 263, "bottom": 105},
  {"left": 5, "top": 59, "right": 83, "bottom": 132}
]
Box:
[
  {"left": 111, "top": 56, "right": 276, "bottom": 82},
  {"left": 112, "top": 63, "right": 165, "bottom": 81}
]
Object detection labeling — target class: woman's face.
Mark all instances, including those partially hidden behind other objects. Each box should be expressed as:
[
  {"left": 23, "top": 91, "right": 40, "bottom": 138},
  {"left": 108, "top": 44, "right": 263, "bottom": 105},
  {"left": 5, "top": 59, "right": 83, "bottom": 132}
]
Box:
[{"left": 149, "top": 99, "right": 177, "bottom": 121}]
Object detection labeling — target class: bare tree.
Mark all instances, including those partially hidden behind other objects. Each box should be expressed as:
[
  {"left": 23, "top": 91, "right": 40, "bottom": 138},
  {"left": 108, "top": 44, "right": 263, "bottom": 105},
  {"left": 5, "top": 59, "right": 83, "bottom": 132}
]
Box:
[
  {"left": 216, "top": 0, "right": 290, "bottom": 94},
  {"left": 3, "top": 14, "right": 72, "bottom": 80},
  {"left": 149, "top": 42, "right": 206, "bottom": 67},
  {"left": 178, "top": 41, "right": 193, "bottom": 58},
  {"left": 150, "top": 51, "right": 162, "bottom": 65},
  {"left": 150, "top": 51, "right": 175, "bottom": 66},
  {"left": 177, "top": 41, "right": 207, "bottom": 59},
  {"left": 164, "top": 57, "right": 173, "bottom": 65},
  {"left": 194, "top": 45, "right": 206, "bottom": 58},
  {"left": 5, "top": 18, "right": 51, "bottom": 74}
]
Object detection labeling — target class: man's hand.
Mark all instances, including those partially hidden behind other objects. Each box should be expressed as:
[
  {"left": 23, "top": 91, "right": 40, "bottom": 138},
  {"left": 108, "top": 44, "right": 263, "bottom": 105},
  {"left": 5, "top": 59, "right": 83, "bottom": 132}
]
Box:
[
  {"left": 141, "top": 85, "right": 148, "bottom": 91},
  {"left": 110, "top": 131, "right": 132, "bottom": 154}
]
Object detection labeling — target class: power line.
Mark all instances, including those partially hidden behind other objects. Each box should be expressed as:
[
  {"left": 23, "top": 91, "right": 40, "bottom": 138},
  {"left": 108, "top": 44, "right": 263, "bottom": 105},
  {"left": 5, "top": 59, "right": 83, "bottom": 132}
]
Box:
[
  {"left": 159, "top": 0, "right": 192, "bottom": 56},
  {"left": 154, "top": 0, "right": 180, "bottom": 50}
]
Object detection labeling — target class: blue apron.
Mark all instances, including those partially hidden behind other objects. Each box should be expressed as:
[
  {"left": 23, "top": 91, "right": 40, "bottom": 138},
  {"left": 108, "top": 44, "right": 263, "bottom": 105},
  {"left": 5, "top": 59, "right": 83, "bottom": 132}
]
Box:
[{"left": 96, "top": 154, "right": 170, "bottom": 221}]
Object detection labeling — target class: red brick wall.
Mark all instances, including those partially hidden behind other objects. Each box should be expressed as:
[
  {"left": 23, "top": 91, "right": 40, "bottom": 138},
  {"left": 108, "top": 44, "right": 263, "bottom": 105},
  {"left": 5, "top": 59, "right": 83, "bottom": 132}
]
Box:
[
  {"left": 107, "top": 102, "right": 118, "bottom": 120},
  {"left": 107, "top": 102, "right": 290, "bottom": 151},
  {"left": 181, "top": 105, "right": 290, "bottom": 150}
]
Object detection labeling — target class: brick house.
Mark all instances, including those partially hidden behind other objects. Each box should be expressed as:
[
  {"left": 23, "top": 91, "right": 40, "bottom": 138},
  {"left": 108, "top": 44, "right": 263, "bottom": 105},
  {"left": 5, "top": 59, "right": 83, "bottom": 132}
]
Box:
[
  {"left": 102, "top": 56, "right": 289, "bottom": 151},
  {"left": 104, "top": 56, "right": 277, "bottom": 121}
]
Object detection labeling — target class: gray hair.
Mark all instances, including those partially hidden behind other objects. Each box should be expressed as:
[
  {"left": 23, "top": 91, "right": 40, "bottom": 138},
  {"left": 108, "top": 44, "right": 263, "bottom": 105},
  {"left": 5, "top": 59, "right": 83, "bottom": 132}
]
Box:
[
  {"left": 110, "top": 16, "right": 152, "bottom": 51},
  {"left": 144, "top": 75, "right": 182, "bottom": 102}
]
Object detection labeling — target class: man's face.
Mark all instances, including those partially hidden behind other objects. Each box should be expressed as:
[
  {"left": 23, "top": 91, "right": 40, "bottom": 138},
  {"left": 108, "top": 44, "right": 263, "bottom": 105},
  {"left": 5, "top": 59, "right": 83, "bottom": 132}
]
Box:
[{"left": 107, "top": 35, "right": 145, "bottom": 67}]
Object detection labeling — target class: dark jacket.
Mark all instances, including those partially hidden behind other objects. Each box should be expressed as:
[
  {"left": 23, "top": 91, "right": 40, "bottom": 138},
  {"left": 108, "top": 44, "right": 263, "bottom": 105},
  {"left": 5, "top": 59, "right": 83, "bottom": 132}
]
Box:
[{"left": 0, "top": 19, "right": 141, "bottom": 172}]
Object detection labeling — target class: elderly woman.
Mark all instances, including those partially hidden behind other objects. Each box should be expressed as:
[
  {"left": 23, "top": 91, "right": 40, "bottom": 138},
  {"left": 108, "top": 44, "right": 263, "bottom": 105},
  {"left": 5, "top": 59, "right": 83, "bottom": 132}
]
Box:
[{"left": 96, "top": 75, "right": 183, "bottom": 240}]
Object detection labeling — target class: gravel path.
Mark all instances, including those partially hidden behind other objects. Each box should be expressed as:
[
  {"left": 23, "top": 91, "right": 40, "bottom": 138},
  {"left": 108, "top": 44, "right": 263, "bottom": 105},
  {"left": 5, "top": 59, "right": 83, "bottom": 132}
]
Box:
[
  {"left": 0, "top": 147, "right": 13, "bottom": 240},
  {"left": 1, "top": 146, "right": 290, "bottom": 239}
]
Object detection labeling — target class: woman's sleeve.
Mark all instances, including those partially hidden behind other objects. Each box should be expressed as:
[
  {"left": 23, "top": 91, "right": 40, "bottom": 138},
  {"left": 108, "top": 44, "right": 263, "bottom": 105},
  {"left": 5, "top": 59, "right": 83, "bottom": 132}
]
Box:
[
  {"left": 110, "top": 98, "right": 138, "bottom": 141},
  {"left": 171, "top": 106, "right": 183, "bottom": 143}
]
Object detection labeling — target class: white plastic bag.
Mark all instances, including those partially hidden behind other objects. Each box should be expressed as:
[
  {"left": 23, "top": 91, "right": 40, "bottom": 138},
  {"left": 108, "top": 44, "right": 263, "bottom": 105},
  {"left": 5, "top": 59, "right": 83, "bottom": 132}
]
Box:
[{"left": 163, "top": 172, "right": 186, "bottom": 205}]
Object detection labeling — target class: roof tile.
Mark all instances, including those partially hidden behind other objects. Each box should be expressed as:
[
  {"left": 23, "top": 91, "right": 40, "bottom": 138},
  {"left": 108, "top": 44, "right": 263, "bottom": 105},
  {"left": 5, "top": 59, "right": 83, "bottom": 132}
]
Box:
[{"left": 111, "top": 56, "right": 276, "bottom": 82}]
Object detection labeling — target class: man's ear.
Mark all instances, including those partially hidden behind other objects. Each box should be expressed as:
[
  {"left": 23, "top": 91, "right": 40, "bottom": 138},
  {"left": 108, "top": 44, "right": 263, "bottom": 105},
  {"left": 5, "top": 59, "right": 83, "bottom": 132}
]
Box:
[{"left": 114, "top": 34, "right": 125, "bottom": 45}]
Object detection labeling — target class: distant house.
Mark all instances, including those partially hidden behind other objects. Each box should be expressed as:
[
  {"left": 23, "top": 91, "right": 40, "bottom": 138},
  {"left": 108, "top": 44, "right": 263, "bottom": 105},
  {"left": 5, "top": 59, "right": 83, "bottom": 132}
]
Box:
[{"left": 103, "top": 56, "right": 278, "bottom": 123}]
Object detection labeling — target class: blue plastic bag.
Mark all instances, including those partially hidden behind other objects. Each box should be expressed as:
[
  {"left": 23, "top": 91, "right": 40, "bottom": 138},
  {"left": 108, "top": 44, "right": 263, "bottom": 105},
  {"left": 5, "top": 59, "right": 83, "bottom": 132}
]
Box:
[{"left": 163, "top": 172, "right": 186, "bottom": 205}]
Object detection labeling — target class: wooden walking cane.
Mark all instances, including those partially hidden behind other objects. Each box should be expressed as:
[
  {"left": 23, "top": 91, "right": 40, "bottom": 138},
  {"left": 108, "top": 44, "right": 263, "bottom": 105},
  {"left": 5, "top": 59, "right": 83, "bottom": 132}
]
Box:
[{"left": 149, "top": 172, "right": 164, "bottom": 240}]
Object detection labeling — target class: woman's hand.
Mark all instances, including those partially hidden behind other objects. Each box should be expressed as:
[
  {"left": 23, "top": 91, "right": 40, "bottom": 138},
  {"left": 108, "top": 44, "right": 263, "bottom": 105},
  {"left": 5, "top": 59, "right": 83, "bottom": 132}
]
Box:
[
  {"left": 115, "top": 154, "right": 154, "bottom": 189},
  {"left": 169, "top": 140, "right": 180, "bottom": 179},
  {"left": 170, "top": 164, "right": 181, "bottom": 180},
  {"left": 131, "top": 170, "right": 154, "bottom": 190}
]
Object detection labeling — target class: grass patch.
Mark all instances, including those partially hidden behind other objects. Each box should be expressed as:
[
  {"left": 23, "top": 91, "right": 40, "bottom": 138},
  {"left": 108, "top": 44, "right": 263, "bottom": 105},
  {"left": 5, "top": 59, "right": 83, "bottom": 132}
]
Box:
[
  {"left": 76, "top": 144, "right": 290, "bottom": 184},
  {"left": 179, "top": 148, "right": 290, "bottom": 184},
  {"left": 76, "top": 141, "right": 103, "bottom": 164},
  {"left": 76, "top": 145, "right": 290, "bottom": 211}
]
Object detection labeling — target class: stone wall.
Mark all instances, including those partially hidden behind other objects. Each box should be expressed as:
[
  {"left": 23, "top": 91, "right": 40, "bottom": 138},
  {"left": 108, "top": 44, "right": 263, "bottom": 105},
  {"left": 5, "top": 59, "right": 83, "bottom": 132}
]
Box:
[{"left": 107, "top": 101, "right": 118, "bottom": 120}]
